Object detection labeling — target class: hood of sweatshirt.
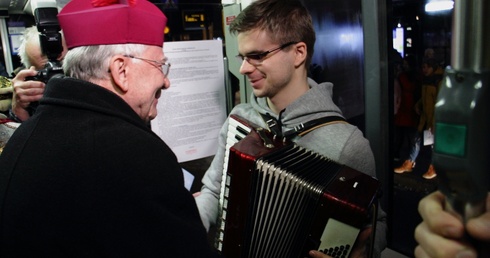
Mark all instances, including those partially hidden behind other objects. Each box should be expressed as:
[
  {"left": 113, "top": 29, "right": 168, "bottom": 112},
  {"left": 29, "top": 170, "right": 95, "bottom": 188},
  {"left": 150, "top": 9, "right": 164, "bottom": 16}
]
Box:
[{"left": 249, "top": 78, "right": 344, "bottom": 131}]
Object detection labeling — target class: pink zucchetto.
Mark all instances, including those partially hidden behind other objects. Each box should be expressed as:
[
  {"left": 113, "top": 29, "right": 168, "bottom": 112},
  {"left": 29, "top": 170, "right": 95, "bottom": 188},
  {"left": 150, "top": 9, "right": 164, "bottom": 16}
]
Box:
[{"left": 58, "top": 0, "right": 167, "bottom": 49}]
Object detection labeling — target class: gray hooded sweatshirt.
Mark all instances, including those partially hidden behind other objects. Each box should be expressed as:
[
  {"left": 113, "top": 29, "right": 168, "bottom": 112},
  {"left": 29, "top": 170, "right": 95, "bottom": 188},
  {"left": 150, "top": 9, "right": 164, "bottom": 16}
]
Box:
[{"left": 195, "top": 78, "right": 387, "bottom": 257}]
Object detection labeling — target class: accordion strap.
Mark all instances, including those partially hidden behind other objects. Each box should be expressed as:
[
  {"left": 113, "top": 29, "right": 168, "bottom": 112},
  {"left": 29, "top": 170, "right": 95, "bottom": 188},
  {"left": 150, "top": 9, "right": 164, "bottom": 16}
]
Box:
[
  {"left": 259, "top": 112, "right": 346, "bottom": 140},
  {"left": 284, "top": 116, "right": 347, "bottom": 138}
]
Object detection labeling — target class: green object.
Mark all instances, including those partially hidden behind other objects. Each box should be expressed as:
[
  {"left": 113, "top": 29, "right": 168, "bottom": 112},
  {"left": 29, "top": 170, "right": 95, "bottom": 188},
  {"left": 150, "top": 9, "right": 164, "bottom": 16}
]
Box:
[{"left": 434, "top": 122, "right": 467, "bottom": 157}]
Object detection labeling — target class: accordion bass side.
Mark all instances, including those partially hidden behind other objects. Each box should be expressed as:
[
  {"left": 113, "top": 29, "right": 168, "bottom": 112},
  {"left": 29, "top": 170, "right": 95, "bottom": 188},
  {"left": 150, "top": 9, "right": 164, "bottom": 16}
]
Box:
[{"left": 216, "top": 115, "right": 380, "bottom": 258}]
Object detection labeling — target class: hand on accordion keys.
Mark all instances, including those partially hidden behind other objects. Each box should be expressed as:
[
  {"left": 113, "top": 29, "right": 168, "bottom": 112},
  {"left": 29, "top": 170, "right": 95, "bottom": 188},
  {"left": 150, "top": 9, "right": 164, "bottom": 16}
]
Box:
[{"left": 308, "top": 226, "right": 373, "bottom": 258}]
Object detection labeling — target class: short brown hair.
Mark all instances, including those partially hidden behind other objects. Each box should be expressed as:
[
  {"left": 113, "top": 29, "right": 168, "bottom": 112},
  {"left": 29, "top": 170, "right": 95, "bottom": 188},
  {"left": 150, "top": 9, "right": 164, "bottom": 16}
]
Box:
[{"left": 229, "top": 0, "right": 316, "bottom": 68}]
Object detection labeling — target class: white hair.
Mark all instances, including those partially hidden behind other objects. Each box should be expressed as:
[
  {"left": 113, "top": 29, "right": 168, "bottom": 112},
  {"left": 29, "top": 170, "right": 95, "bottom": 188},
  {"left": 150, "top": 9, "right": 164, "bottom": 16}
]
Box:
[
  {"left": 62, "top": 44, "right": 147, "bottom": 81},
  {"left": 18, "top": 26, "right": 41, "bottom": 68}
]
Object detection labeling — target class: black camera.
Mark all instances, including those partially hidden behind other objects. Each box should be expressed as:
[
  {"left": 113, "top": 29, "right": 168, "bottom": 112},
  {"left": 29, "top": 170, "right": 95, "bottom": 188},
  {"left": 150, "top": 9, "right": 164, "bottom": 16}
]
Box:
[
  {"left": 25, "top": 7, "right": 64, "bottom": 115},
  {"left": 26, "top": 7, "right": 64, "bottom": 83}
]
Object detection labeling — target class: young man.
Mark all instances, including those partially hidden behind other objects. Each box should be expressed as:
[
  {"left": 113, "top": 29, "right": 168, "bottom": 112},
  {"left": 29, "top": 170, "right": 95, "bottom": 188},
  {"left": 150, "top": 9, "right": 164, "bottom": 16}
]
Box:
[
  {"left": 0, "top": 0, "right": 219, "bottom": 256},
  {"left": 195, "top": 0, "right": 387, "bottom": 257}
]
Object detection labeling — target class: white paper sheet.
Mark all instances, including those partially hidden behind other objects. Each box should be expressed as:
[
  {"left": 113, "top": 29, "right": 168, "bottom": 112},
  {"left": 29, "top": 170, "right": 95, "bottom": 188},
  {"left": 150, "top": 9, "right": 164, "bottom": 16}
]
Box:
[
  {"left": 151, "top": 40, "right": 227, "bottom": 163},
  {"left": 423, "top": 129, "right": 434, "bottom": 146}
]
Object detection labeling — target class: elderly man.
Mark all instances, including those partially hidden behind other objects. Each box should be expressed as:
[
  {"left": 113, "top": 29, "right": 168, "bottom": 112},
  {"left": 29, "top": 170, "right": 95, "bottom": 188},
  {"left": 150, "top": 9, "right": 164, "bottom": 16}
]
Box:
[{"left": 0, "top": 0, "right": 219, "bottom": 257}]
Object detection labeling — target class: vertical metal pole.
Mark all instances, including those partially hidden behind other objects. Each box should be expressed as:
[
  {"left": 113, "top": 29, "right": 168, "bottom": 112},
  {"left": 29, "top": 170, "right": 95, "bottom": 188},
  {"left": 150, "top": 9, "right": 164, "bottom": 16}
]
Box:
[
  {"left": 0, "top": 18, "right": 14, "bottom": 75},
  {"left": 362, "top": 0, "right": 390, "bottom": 215},
  {"left": 451, "top": 0, "right": 490, "bottom": 72}
]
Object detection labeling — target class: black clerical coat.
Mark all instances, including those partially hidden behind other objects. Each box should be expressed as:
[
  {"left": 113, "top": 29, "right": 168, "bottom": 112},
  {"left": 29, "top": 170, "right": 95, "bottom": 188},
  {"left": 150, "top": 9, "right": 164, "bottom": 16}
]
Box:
[{"left": 0, "top": 77, "right": 219, "bottom": 257}]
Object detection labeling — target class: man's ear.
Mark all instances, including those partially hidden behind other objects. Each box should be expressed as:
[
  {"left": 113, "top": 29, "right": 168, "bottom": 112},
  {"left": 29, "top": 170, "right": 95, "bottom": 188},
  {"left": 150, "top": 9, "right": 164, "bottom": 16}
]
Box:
[
  {"left": 294, "top": 42, "right": 307, "bottom": 67},
  {"left": 109, "top": 55, "right": 130, "bottom": 93}
]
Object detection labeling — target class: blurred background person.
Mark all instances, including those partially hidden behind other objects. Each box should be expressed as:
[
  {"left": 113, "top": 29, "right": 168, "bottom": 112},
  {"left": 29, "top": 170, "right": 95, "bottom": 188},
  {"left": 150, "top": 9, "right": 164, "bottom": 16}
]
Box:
[
  {"left": 395, "top": 57, "right": 440, "bottom": 180},
  {"left": 393, "top": 55, "right": 421, "bottom": 171},
  {"left": 9, "top": 25, "right": 67, "bottom": 122},
  {"left": 415, "top": 58, "right": 441, "bottom": 179}
]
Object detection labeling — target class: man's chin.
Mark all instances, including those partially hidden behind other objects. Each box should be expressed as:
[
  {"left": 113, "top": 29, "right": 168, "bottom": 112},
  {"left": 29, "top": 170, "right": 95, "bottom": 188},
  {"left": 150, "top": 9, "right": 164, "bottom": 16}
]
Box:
[{"left": 252, "top": 89, "right": 266, "bottom": 98}]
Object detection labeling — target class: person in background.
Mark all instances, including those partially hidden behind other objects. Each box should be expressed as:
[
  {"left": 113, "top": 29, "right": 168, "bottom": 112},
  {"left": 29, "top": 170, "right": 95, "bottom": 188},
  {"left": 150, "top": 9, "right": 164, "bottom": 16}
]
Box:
[
  {"left": 0, "top": 0, "right": 219, "bottom": 256},
  {"left": 2, "top": 26, "right": 61, "bottom": 149},
  {"left": 393, "top": 55, "right": 422, "bottom": 172},
  {"left": 414, "top": 191, "right": 490, "bottom": 258},
  {"left": 424, "top": 47, "right": 445, "bottom": 80},
  {"left": 9, "top": 26, "right": 67, "bottom": 122},
  {"left": 17, "top": 26, "right": 53, "bottom": 71},
  {"left": 394, "top": 57, "right": 440, "bottom": 179},
  {"left": 416, "top": 58, "right": 441, "bottom": 179},
  {"left": 194, "top": 0, "right": 387, "bottom": 257}
]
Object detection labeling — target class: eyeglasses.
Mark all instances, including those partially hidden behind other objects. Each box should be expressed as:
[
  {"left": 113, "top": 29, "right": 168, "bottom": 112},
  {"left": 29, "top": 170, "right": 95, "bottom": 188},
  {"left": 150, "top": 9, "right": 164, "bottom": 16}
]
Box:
[
  {"left": 124, "top": 55, "right": 171, "bottom": 77},
  {"left": 236, "top": 42, "right": 297, "bottom": 66}
]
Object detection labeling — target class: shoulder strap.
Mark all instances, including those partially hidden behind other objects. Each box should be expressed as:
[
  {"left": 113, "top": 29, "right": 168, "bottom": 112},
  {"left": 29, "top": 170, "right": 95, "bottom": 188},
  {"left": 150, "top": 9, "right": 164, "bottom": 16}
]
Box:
[
  {"left": 258, "top": 112, "right": 283, "bottom": 137},
  {"left": 258, "top": 112, "right": 346, "bottom": 140},
  {"left": 283, "top": 116, "right": 346, "bottom": 139}
]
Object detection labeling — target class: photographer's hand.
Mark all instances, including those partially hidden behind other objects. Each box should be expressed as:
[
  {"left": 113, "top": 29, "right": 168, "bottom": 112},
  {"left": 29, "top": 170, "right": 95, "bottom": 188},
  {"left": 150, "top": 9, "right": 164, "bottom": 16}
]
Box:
[{"left": 11, "top": 67, "right": 46, "bottom": 122}]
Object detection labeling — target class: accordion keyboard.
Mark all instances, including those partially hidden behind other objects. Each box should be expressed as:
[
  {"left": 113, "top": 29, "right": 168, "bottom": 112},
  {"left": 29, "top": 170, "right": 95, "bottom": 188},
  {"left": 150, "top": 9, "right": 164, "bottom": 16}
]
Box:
[{"left": 216, "top": 115, "right": 253, "bottom": 251}]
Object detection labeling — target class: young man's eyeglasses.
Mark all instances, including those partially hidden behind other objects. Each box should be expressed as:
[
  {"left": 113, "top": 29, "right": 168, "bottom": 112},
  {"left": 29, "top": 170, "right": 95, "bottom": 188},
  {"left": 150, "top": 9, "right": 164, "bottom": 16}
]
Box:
[
  {"left": 124, "top": 55, "right": 171, "bottom": 77},
  {"left": 236, "top": 42, "right": 297, "bottom": 66}
]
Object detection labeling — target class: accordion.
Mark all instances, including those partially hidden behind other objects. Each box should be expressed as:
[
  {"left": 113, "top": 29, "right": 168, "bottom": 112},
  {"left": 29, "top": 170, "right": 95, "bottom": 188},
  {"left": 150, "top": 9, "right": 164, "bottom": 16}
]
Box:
[{"left": 215, "top": 115, "right": 380, "bottom": 258}]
